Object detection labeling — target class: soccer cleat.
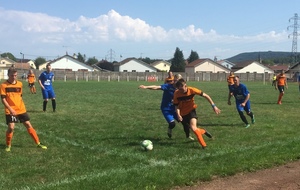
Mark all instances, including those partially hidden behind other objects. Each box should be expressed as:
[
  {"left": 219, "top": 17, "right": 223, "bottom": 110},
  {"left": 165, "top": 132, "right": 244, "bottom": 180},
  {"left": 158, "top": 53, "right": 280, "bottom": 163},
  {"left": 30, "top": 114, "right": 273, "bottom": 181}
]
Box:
[
  {"left": 5, "top": 146, "right": 11, "bottom": 152},
  {"left": 37, "top": 143, "right": 47, "bottom": 149},
  {"left": 167, "top": 128, "right": 172, "bottom": 138},
  {"left": 187, "top": 136, "right": 194, "bottom": 141},
  {"left": 252, "top": 115, "right": 255, "bottom": 124},
  {"left": 204, "top": 129, "right": 213, "bottom": 138},
  {"left": 245, "top": 124, "right": 250, "bottom": 128}
]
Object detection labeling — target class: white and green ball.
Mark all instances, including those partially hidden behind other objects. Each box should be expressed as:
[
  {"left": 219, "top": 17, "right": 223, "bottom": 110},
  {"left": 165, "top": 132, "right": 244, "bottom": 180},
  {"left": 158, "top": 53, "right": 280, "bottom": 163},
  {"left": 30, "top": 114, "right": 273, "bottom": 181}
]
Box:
[{"left": 140, "top": 140, "right": 153, "bottom": 151}]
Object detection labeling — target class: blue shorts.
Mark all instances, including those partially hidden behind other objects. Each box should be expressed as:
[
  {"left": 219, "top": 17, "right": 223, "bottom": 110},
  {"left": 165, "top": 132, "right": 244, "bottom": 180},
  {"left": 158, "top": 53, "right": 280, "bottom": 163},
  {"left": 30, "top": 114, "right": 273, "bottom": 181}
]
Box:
[
  {"left": 161, "top": 110, "right": 178, "bottom": 123},
  {"left": 42, "top": 89, "right": 56, "bottom": 99},
  {"left": 236, "top": 101, "right": 251, "bottom": 113}
]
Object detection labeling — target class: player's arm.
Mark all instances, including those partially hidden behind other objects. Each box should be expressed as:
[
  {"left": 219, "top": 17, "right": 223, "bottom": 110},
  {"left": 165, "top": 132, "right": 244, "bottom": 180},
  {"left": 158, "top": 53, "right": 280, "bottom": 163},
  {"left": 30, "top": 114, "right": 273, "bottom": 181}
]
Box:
[
  {"left": 1, "top": 95, "right": 16, "bottom": 115},
  {"left": 139, "top": 85, "right": 161, "bottom": 90},
  {"left": 241, "top": 93, "right": 250, "bottom": 107},
  {"left": 174, "top": 105, "right": 182, "bottom": 122},
  {"left": 227, "top": 91, "right": 233, "bottom": 105},
  {"left": 201, "top": 92, "right": 221, "bottom": 114}
]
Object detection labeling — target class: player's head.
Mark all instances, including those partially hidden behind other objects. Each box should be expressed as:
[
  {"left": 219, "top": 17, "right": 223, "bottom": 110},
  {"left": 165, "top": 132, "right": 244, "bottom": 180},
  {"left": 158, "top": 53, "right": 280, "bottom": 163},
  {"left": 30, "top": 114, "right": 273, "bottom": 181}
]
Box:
[
  {"left": 175, "top": 78, "right": 187, "bottom": 93},
  {"left": 7, "top": 67, "right": 18, "bottom": 82},
  {"left": 233, "top": 76, "right": 240, "bottom": 86},
  {"left": 173, "top": 74, "right": 182, "bottom": 82},
  {"left": 46, "top": 64, "right": 52, "bottom": 72}
]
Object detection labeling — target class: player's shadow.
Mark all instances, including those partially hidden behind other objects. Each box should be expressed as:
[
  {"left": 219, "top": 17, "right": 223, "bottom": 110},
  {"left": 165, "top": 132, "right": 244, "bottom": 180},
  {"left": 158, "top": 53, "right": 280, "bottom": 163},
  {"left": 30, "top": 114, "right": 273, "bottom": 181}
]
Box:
[{"left": 197, "top": 122, "right": 241, "bottom": 127}]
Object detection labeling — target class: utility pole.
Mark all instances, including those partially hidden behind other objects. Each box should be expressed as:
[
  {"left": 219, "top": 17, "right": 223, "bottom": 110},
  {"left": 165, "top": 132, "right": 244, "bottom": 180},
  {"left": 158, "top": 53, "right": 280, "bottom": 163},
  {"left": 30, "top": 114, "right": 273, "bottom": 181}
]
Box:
[
  {"left": 287, "top": 13, "right": 300, "bottom": 65},
  {"left": 106, "top": 49, "right": 116, "bottom": 62}
]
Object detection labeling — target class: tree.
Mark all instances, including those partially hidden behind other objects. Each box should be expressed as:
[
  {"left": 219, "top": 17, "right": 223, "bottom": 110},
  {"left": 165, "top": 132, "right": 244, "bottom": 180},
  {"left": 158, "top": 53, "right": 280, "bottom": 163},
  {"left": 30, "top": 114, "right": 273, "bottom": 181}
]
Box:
[
  {"left": 170, "top": 47, "right": 185, "bottom": 72},
  {"left": 77, "top": 53, "right": 86, "bottom": 63},
  {"left": 34, "top": 57, "right": 47, "bottom": 70},
  {"left": 0, "top": 52, "right": 17, "bottom": 61},
  {"left": 187, "top": 50, "right": 199, "bottom": 63},
  {"left": 86, "top": 57, "right": 99, "bottom": 66}
]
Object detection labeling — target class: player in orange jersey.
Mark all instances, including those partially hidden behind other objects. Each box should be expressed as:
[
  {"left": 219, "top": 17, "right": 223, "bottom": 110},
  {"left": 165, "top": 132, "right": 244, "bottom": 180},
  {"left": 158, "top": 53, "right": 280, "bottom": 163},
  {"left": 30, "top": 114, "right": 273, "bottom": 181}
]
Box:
[
  {"left": 164, "top": 70, "right": 174, "bottom": 84},
  {"left": 27, "top": 69, "right": 37, "bottom": 94},
  {"left": 0, "top": 67, "right": 47, "bottom": 152},
  {"left": 275, "top": 70, "right": 288, "bottom": 104},
  {"left": 227, "top": 71, "right": 235, "bottom": 91},
  {"left": 173, "top": 79, "right": 221, "bottom": 149}
]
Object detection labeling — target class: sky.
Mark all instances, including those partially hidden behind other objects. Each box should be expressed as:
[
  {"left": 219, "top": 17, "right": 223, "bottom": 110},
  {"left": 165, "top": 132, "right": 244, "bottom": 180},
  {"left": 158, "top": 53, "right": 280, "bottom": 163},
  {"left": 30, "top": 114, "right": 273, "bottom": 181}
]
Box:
[{"left": 0, "top": 0, "right": 299, "bottom": 62}]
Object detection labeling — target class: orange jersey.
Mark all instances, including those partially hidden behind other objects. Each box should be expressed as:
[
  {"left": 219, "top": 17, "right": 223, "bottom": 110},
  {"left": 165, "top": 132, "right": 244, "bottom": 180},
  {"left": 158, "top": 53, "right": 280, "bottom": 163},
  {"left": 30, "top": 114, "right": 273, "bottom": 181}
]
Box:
[
  {"left": 227, "top": 75, "right": 235, "bottom": 85},
  {"left": 276, "top": 74, "right": 286, "bottom": 86},
  {"left": 0, "top": 80, "right": 27, "bottom": 115},
  {"left": 173, "top": 87, "right": 203, "bottom": 116},
  {"left": 27, "top": 73, "right": 36, "bottom": 83},
  {"left": 164, "top": 76, "right": 174, "bottom": 83}
]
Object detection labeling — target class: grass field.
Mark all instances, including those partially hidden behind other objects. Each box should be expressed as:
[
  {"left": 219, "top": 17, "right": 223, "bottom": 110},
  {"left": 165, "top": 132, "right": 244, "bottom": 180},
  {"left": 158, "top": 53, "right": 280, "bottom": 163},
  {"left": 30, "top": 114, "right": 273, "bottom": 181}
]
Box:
[{"left": 0, "top": 80, "right": 299, "bottom": 190}]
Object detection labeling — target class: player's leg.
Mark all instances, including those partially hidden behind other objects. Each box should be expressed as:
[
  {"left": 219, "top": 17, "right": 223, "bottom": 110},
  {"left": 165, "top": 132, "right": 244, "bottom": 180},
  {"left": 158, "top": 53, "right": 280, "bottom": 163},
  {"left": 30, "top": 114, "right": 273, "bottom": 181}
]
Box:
[
  {"left": 49, "top": 90, "right": 56, "bottom": 112},
  {"left": 5, "top": 115, "right": 16, "bottom": 152},
  {"left": 162, "top": 110, "right": 176, "bottom": 138},
  {"left": 244, "top": 102, "right": 255, "bottom": 124}
]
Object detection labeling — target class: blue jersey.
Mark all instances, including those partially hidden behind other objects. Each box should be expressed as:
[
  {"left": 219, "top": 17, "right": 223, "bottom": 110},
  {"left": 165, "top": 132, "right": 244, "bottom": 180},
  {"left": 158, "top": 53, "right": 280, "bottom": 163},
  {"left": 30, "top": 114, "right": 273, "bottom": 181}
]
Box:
[
  {"left": 230, "top": 83, "right": 249, "bottom": 103},
  {"left": 39, "top": 71, "right": 54, "bottom": 90},
  {"left": 160, "top": 83, "right": 176, "bottom": 111}
]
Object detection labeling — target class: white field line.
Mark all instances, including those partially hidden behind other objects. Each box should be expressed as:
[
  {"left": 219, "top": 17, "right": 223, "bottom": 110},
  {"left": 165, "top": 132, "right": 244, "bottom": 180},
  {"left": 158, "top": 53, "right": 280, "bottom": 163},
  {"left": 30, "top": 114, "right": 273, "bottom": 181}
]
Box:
[{"left": 16, "top": 134, "right": 300, "bottom": 190}]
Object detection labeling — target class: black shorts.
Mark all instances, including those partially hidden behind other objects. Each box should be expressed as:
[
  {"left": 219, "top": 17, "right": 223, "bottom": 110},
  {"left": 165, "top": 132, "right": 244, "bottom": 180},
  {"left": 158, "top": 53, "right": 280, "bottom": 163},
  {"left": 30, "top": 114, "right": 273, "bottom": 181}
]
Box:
[
  {"left": 28, "top": 83, "right": 35, "bottom": 87},
  {"left": 277, "top": 85, "right": 285, "bottom": 93},
  {"left": 5, "top": 113, "right": 30, "bottom": 124},
  {"left": 182, "top": 109, "right": 198, "bottom": 125}
]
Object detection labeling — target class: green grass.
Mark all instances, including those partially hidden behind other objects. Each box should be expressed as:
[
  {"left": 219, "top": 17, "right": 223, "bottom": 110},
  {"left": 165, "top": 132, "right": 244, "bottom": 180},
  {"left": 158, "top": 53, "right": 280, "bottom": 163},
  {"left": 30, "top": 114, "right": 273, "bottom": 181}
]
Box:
[{"left": 0, "top": 80, "right": 299, "bottom": 190}]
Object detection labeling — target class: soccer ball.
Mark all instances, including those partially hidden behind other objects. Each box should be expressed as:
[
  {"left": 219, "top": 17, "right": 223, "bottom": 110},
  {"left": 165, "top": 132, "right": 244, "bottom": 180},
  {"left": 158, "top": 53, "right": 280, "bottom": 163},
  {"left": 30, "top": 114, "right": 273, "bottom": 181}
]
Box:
[{"left": 140, "top": 140, "right": 153, "bottom": 151}]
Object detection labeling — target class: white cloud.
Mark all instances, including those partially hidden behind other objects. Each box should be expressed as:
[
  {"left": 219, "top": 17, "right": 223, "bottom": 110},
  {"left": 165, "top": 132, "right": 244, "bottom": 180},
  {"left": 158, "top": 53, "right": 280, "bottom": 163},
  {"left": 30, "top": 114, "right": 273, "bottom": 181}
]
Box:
[{"left": 0, "top": 8, "right": 291, "bottom": 59}]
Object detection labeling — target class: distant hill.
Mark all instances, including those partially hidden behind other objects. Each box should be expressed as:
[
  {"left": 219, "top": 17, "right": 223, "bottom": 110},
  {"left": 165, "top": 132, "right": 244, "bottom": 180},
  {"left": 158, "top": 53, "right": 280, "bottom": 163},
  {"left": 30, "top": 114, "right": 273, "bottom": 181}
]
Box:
[{"left": 226, "top": 51, "right": 297, "bottom": 63}]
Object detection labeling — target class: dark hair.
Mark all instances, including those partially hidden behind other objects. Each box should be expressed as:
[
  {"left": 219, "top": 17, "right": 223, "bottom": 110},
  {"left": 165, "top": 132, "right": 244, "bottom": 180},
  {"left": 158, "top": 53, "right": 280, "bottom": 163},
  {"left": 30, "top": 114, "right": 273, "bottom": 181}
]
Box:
[{"left": 8, "top": 67, "right": 17, "bottom": 75}]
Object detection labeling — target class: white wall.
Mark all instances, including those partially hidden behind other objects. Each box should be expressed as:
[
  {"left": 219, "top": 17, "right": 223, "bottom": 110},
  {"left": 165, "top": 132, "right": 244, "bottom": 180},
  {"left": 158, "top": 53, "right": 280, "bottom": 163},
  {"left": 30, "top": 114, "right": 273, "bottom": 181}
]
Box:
[
  {"left": 120, "top": 60, "right": 156, "bottom": 72},
  {"left": 235, "top": 62, "right": 274, "bottom": 73},
  {"left": 51, "top": 57, "right": 94, "bottom": 71}
]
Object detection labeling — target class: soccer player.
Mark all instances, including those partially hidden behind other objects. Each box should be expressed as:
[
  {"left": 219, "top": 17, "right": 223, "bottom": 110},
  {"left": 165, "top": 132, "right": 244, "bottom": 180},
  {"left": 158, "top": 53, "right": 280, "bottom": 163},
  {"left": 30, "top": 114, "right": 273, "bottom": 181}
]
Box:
[
  {"left": 139, "top": 74, "right": 193, "bottom": 140},
  {"left": 228, "top": 76, "right": 255, "bottom": 128},
  {"left": 27, "top": 69, "right": 36, "bottom": 94},
  {"left": 275, "top": 70, "right": 288, "bottom": 105},
  {"left": 272, "top": 74, "right": 277, "bottom": 88},
  {"left": 164, "top": 70, "right": 174, "bottom": 84},
  {"left": 1, "top": 67, "right": 47, "bottom": 152},
  {"left": 173, "top": 79, "right": 221, "bottom": 149},
  {"left": 38, "top": 64, "right": 56, "bottom": 112},
  {"left": 227, "top": 71, "right": 235, "bottom": 92}
]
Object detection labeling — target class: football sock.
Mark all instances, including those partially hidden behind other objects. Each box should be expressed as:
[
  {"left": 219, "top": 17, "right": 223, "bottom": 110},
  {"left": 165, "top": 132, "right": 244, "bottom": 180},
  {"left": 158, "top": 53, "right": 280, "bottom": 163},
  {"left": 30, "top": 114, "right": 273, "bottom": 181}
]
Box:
[
  {"left": 183, "top": 123, "right": 190, "bottom": 138},
  {"left": 278, "top": 93, "right": 283, "bottom": 102},
  {"left": 193, "top": 128, "right": 206, "bottom": 147},
  {"left": 247, "top": 112, "right": 254, "bottom": 119},
  {"left": 52, "top": 99, "right": 56, "bottom": 111},
  {"left": 6, "top": 131, "right": 13, "bottom": 146},
  {"left": 27, "top": 127, "right": 40, "bottom": 144},
  {"left": 43, "top": 101, "right": 48, "bottom": 111},
  {"left": 238, "top": 111, "right": 248, "bottom": 124}
]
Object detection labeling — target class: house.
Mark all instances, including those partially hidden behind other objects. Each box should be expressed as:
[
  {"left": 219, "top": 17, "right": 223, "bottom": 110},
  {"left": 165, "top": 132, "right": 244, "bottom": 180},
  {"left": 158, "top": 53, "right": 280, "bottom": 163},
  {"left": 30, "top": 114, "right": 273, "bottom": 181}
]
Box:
[
  {"left": 269, "top": 65, "right": 289, "bottom": 73},
  {"left": 150, "top": 60, "right": 171, "bottom": 72},
  {"left": 217, "top": 60, "right": 235, "bottom": 69},
  {"left": 114, "top": 58, "right": 157, "bottom": 72},
  {"left": 44, "top": 54, "right": 94, "bottom": 71},
  {"left": 0, "top": 57, "right": 16, "bottom": 79},
  {"left": 185, "top": 58, "right": 231, "bottom": 74},
  {"left": 231, "top": 60, "right": 274, "bottom": 73}
]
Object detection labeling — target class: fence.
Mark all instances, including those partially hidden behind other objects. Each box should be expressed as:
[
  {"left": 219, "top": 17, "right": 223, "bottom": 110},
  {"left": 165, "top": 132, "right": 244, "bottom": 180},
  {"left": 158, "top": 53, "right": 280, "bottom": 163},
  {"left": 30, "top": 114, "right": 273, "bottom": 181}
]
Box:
[{"left": 8, "top": 69, "right": 300, "bottom": 82}]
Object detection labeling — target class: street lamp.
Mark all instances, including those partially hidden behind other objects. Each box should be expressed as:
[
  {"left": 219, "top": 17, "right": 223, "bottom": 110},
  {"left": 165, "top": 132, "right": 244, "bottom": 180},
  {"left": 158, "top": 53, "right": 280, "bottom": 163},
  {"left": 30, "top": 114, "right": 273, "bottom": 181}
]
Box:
[{"left": 20, "top": 52, "right": 24, "bottom": 71}]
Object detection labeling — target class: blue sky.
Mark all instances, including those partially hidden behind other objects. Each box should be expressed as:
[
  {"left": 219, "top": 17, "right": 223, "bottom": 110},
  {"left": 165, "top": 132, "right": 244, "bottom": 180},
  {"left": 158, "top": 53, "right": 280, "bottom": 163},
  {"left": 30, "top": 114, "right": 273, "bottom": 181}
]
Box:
[{"left": 0, "top": 0, "right": 299, "bottom": 61}]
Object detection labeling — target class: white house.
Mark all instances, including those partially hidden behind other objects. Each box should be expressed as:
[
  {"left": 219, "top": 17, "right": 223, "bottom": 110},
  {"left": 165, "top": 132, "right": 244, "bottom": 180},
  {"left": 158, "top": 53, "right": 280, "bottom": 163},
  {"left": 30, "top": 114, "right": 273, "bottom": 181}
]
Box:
[
  {"left": 151, "top": 60, "right": 171, "bottom": 72},
  {"left": 232, "top": 61, "right": 274, "bottom": 73},
  {"left": 114, "top": 58, "right": 157, "bottom": 72},
  {"left": 185, "top": 58, "right": 231, "bottom": 74},
  {"left": 45, "top": 55, "right": 94, "bottom": 71}
]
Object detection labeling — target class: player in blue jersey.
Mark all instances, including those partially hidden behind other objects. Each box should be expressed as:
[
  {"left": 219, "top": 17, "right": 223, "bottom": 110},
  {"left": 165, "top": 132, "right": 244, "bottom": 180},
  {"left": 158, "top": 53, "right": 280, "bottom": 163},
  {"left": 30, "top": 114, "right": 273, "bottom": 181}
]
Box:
[
  {"left": 139, "top": 74, "right": 193, "bottom": 140},
  {"left": 227, "top": 76, "right": 255, "bottom": 128},
  {"left": 38, "top": 64, "right": 56, "bottom": 112}
]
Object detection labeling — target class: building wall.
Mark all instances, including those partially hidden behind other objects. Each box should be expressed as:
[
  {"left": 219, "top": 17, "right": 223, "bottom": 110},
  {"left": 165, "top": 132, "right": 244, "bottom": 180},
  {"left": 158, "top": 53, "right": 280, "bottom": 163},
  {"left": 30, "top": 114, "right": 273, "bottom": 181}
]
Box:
[
  {"left": 235, "top": 62, "right": 274, "bottom": 73},
  {"left": 153, "top": 62, "right": 170, "bottom": 72},
  {"left": 51, "top": 57, "right": 94, "bottom": 71},
  {"left": 119, "top": 60, "right": 156, "bottom": 72}
]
